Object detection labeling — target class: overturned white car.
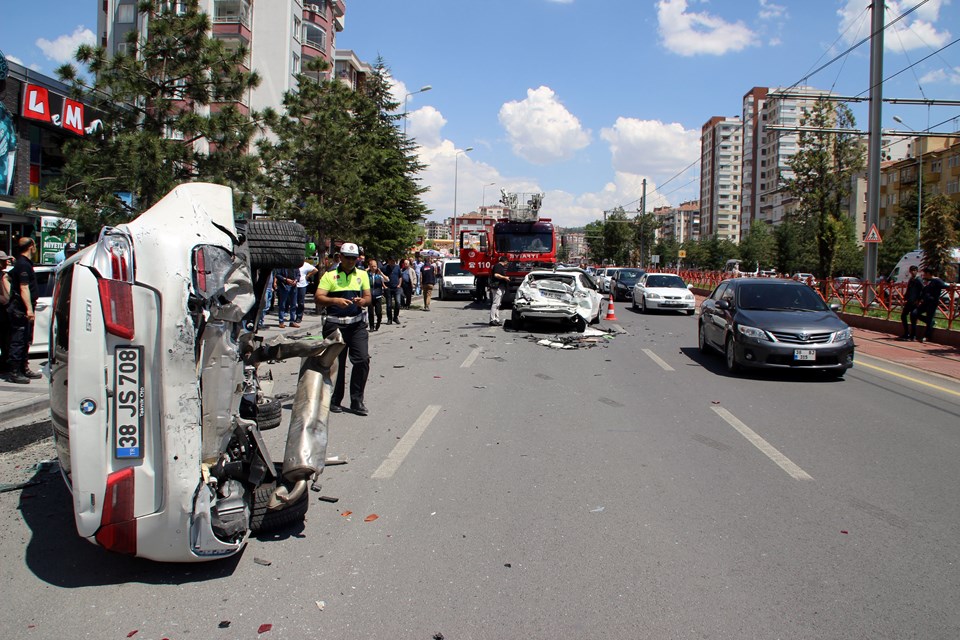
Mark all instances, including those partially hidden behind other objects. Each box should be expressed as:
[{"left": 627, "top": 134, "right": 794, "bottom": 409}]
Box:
[{"left": 511, "top": 268, "right": 603, "bottom": 332}]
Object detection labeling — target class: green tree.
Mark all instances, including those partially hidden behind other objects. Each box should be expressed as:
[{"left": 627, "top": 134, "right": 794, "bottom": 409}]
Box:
[
  {"left": 775, "top": 217, "right": 805, "bottom": 275},
  {"left": 632, "top": 212, "right": 661, "bottom": 266},
  {"left": 878, "top": 211, "right": 917, "bottom": 276},
  {"left": 584, "top": 220, "right": 605, "bottom": 263},
  {"left": 738, "top": 222, "right": 776, "bottom": 272},
  {"left": 781, "top": 98, "right": 866, "bottom": 279},
  {"left": 27, "top": 0, "right": 261, "bottom": 229},
  {"left": 920, "top": 194, "right": 958, "bottom": 274},
  {"left": 653, "top": 237, "right": 680, "bottom": 267}
]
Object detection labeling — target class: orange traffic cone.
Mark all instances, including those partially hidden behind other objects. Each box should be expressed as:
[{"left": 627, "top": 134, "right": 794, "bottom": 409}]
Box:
[{"left": 605, "top": 293, "right": 618, "bottom": 321}]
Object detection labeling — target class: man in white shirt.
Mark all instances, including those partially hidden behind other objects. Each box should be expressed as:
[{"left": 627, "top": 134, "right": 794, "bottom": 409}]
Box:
[{"left": 292, "top": 260, "right": 319, "bottom": 328}]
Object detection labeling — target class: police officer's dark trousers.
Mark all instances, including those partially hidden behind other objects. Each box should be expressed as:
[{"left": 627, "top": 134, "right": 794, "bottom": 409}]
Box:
[{"left": 322, "top": 321, "right": 370, "bottom": 407}]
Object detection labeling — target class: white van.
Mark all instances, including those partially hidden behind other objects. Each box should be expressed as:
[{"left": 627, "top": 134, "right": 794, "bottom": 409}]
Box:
[
  {"left": 889, "top": 248, "right": 960, "bottom": 283},
  {"left": 438, "top": 259, "right": 476, "bottom": 300}
]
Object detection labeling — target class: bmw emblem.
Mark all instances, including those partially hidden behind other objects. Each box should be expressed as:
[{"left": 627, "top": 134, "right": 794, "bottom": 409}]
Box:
[{"left": 79, "top": 399, "right": 97, "bottom": 415}]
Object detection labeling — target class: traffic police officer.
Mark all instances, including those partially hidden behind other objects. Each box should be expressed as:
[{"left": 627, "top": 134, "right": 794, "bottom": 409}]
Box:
[{"left": 315, "top": 242, "right": 372, "bottom": 415}]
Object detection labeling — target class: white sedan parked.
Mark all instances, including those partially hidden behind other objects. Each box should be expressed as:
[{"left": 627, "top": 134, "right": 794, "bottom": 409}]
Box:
[{"left": 631, "top": 272, "right": 696, "bottom": 315}]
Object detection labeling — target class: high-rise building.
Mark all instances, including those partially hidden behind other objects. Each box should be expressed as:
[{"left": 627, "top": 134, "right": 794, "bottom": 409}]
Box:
[
  {"left": 739, "top": 87, "right": 767, "bottom": 237},
  {"left": 653, "top": 200, "right": 700, "bottom": 244},
  {"left": 97, "top": 0, "right": 347, "bottom": 116},
  {"left": 700, "top": 116, "right": 743, "bottom": 243}
]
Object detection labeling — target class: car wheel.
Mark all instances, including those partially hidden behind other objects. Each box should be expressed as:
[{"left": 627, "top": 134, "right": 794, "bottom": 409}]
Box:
[
  {"left": 250, "top": 478, "right": 309, "bottom": 534},
  {"left": 631, "top": 293, "right": 638, "bottom": 311},
  {"left": 244, "top": 220, "right": 307, "bottom": 270},
  {"left": 823, "top": 369, "right": 846, "bottom": 380},
  {"left": 698, "top": 321, "right": 713, "bottom": 354},
  {"left": 511, "top": 308, "right": 524, "bottom": 331},
  {"left": 573, "top": 316, "right": 587, "bottom": 333},
  {"left": 725, "top": 336, "right": 741, "bottom": 374},
  {"left": 438, "top": 284, "right": 444, "bottom": 301},
  {"left": 590, "top": 308, "right": 601, "bottom": 325},
  {"left": 239, "top": 395, "right": 282, "bottom": 431},
  {"left": 640, "top": 296, "right": 647, "bottom": 314},
  {"left": 686, "top": 309, "right": 695, "bottom": 316}
]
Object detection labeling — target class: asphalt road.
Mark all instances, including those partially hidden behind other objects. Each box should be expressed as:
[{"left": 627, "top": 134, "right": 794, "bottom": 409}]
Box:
[{"left": 2, "top": 297, "right": 959, "bottom": 639}]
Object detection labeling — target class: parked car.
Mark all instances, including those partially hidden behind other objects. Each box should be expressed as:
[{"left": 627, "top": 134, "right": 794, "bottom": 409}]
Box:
[
  {"left": 48, "top": 183, "right": 346, "bottom": 562},
  {"left": 600, "top": 268, "right": 620, "bottom": 293},
  {"left": 437, "top": 258, "right": 475, "bottom": 300},
  {"left": 833, "top": 276, "right": 862, "bottom": 298},
  {"left": 698, "top": 278, "right": 854, "bottom": 377},
  {"left": 512, "top": 268, "right": 603, "bottom": 332},
  {"left": 631, "top": 272, "right": 696, "bottom": 314},
  {"left": 610, "top": 268, "right": 645, "bottom": 301},
  {"left": 792, "top": 273, "right": 818, "bottom": 287},
  {"left": 28, "top": 265, "right": 57, "bottom": 356}
]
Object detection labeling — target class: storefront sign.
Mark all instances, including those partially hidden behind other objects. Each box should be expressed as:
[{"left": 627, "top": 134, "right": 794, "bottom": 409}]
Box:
[
  {"left": 40, "top": 215, "right": 77, "bottom": 265},
  {"left": 21, "top": 83, "right": 102, "bottom": 136}
]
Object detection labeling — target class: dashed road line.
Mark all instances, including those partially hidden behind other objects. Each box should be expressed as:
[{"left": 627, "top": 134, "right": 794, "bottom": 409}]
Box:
[
  {"left": 711, "top": 406, "right": 813, "bottom": 481},
  {"left": 642, "top": 348, "right": 675, "bottom": 371},
  {"left": 371, "top": 405, "right": 442, "bottom": 479},
  {"left": 461, "top": 347, "right": 482, "bottom": 368}
]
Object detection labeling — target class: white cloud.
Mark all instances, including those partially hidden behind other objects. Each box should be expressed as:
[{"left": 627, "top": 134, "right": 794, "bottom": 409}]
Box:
[
  {"left": 657, "top": 0, "right": 759, "bottom": 56},
  {"left": 600, "top": 117, "right": 701, "bottom": 179},
  {"left": 498, "top": 86, "right": 591, "bottom": 165},
  {"left": 837, "top": 0, "right": 951, "bottom": 52},
  {"left": 407, "top": 106, "right": 447, "bottom": 148},
  {"left": 920, "top": 67, "right": 960, "bottom": 85},
  {"left": 4, "top": 54, "right": 43, "bottom": 72},
  {"left": 36, "top": 26, "right": 95, "bottom": 64}
]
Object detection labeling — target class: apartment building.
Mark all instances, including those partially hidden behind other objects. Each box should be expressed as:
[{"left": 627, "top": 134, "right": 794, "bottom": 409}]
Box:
[
  {"left": 879, "top": 134, "right": 960, "bottom": 234},
  {"left": 97, "top": 0, "right": 347, "bottom": 116},
  {"left": 739, "top": 87, "right": 767, "bottom": 236},
  {"left": 700, "top": 116, "right": 743, "bottom": 243},
  {"left": 559, "top": 231, "right": 587, "bottom": 261},
  {"left": 653, "top": 200, "right": 700, "bottom": 244},
  {"left": 424, "top": 220, "right": 449, "bottom": 241}
]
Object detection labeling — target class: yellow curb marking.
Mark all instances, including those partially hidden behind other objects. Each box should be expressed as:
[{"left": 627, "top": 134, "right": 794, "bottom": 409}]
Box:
[{"left": 856, "top": 361, "right": 960, "bottom": 398}]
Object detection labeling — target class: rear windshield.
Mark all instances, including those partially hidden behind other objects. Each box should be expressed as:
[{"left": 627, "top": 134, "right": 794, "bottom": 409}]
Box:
[
  {"left": 443, "top": 262, "right": 472, "bottom": 277},
  {"left": 616, "top": 269, "right": 644, "bottom": 284},
  {"left": 645, "top": 275, "right": 686, "bottom": 288},
  {"left": 738, "top": 283, "right": 829, "bottom": 311}
]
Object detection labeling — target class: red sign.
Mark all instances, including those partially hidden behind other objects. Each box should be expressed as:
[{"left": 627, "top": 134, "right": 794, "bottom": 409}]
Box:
[
  {"left": 21, "top": 83, "right": 95, "bottom": 136},
  {"left": 62, "top": 98, "right": 86, "bottom": 135},
  {"left": 22, "top": 84, "right": 52, "bottom": 123},
  {"left": 863, "top": 224, "right": 882, "bottom": 243}
]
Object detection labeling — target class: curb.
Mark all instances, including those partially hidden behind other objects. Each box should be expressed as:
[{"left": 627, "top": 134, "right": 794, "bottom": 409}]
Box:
[{"left": 0, "top": 393, "right": 50, "bottom": 426}]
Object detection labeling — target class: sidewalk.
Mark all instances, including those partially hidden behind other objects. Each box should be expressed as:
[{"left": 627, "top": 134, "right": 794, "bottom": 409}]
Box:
[{"left": 3, "top": 305, "right": 959, "bottom": 428}]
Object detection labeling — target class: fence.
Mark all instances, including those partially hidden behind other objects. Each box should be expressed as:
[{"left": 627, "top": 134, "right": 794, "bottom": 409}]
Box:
[{"left": 669, "top": 270, "right": 958, "bottom": 331}]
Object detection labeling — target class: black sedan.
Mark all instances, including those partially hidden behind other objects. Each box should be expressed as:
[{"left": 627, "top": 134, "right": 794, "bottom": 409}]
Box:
[
  {"left": 698, "top": 278, "right": 854, "bottom": 377},
  {"left": 610, "top": 268, "right": 645, "bottom": 301}
]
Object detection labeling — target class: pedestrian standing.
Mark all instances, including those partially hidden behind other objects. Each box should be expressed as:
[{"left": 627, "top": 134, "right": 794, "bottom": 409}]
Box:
[
  {"left": 420, "top": 258, "right": 437, "bottom": 311},
  {"left": 275, "top": 267, "right": 297, "bottom": 328},
  {"left": 414, "top": 256, "right": 424, "bottom": 296},
  {"left": 258, "top": 269, "right": 275, "bottom": 329},
  {"left": 292, "top": 260, "right": 319, "bottom": 328},
  {"left": 0, "top": 251, "right": 13, "bottom": 376},
  {"left": 315, "top": 243, "right": 372, "bottom": 416},
  {"left": 489, "top": 254, "right": 510, "bottom": 326},
  {"left": 898, "top": 264, "right": 922, "bottom": 341},
  {"left": 400, "top": 259, "right": 415, "bottom": 309},
  {"left": 914, "top": 267, "right": 946, "bottom": 344},
  {"left": 5, "top": 238, "right": 43, "bottom": 383},
  {"left": 383, "top": 257, "right": 402, "bottom": 324},
  {"left": 367, "top": 259, "right": 386, "bottom": 331}
]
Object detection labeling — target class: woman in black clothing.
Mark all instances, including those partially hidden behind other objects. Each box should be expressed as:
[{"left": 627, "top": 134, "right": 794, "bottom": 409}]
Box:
[{"left": 367, "top": 259, "right": 386, "bottom": 330}]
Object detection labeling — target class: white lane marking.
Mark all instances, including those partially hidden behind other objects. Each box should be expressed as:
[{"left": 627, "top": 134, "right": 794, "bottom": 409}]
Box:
[
  {"left": 711, "top": 406, "right": 813, "bottom": 481},
  {"left": 461, "top": 347, "right": 482, "bottom": 368},
  {"left": 642, "top": 348, "right": 675, "bottom": 371},
  {"left": 372, "top": 405, "right": 442, "bottom": 479}
]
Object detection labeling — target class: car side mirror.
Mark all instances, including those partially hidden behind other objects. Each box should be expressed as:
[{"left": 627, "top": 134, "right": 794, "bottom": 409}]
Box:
[
  {"left": 716, "top": 300, "right": 730, "bottom": 311},
  {"left": 830, "top": 303, "right": 840, "bottom": 312},
  {"left": 687, "top": 284, "right": 693, "bottom": 290}
]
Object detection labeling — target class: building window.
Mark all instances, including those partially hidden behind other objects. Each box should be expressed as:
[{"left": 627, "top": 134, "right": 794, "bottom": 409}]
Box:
[
  {"left": 292, "top": 51, "right": 301, "bottom": 75},
  {"left": 293, "top": 16, "right": 302, "bottom": 41},
  {"left": 213, "top": 0, "right": 252, "bottom": 28},
  {"left": 117, "top": 41, "right": 133, "bottom": 56},
  {"left": 117, "top": 3, "right": 136, "bottom": 23},
  {"left": 303, "top": 22, "right": 327, "bottom": 51}
]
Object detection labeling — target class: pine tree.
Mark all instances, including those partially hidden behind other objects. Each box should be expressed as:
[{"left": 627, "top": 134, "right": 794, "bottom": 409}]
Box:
[
  {"left": 920, "top": 194, "right": 958, "bottom": 274},
  {"left": 29, "top": 0, "right": 261, "bottom": 229}
]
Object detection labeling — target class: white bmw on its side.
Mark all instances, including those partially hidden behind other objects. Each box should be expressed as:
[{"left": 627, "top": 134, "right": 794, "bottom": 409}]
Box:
[{"left": 631, "top": 272, "right": 696, "bottom": 315}]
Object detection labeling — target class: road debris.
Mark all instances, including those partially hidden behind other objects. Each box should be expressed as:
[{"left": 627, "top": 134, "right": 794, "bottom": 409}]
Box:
[
  {"left": 316, "top": 600, "right": 326, "bottom": 611},
  {"left": 253, "top": 557, "right": 272, "bottom": 566},
  {"left": 257, "top": 623, "right": 273, "bottom": 634},
  {"left": 318, "top": 495, "right": 339, "bottom": 503},
  {"left": 364, "top": 514, "right": 379, "bottom": 522},
  {"left": 218, "top": 621, "right": 231, "bottom": 629}
]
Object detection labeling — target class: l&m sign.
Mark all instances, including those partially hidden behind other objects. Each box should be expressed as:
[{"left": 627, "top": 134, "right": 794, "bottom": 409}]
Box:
[{"left": 21, "top": 83, "right": 101, "bottom": 136}]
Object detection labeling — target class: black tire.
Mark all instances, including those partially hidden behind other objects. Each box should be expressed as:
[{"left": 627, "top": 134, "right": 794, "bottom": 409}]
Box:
[
  {"left": 250, "top": 479, "right": 309, "bottom": 533},
  {"left": 255, "top": 396, "right": 282, "bottom": 431},
  {"left": 686, "top": 309, "right": 695, "bottom": 316},
  {"left": 589, "top": 309, "right": 600, "bottom": 325},
  {"left": 631, "top": 293, "right": 638, "bottom": 311},
  {"left": 573, "top": 316, "right": 587, "bottom": 333},
  {"left": 245, "top": 220, "right": 307, "bottom": 270},
  {"left": 640, "top": 297, "right": 647, "bottom": 314},
  {"left": 698, "top": 322, "right": 713, "bottom": 354},
  {"left": 438, "top": 283, "right": 445, "bottom": 300},
  {"left": 725, "top": 336, "right": 741, "bottom": 374},
  {"left": 511, "top": 308, "right": 524, "bottom": 331}
]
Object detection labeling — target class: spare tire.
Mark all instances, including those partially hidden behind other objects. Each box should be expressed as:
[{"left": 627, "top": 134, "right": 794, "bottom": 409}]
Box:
[
  {"left": 245, "top": 220, "right": 306, "bottom": 270},
  {"left": 250, "top": 478, "right": 309, "bottom": 533}
]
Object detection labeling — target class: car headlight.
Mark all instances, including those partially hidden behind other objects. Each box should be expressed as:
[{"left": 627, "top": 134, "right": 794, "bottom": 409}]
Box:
[
  {"left": 832, "top": 327, "right": 853, "bottom": 343},
  {"left": 684, "top": 293, "right": 694, "bottom": 301},
  {"left": 737, "top": 324, "right": 770, "bottom": 341},
  {"left": 646, "top": 292, "right": 662, "bottom": 300}
]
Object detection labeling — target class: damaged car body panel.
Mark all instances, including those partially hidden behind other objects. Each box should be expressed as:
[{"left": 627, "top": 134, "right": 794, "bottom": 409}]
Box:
[
  {"left": 512, "top": 270, "right": 602, "bottom": 332},
  {"left": 49, "top": 183, "right": 345, "bottom": 562}
]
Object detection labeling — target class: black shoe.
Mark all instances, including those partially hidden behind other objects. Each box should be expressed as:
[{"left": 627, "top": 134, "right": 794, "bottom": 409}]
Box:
[
  {"left": 329, "top": 404, "right": 344, "bottom": 414},
  {"left": 896, "top": 335, "right": 911, "bottom": 341},
  {"left": 6, "top": 372, "right": 30, "bottom": 384},
  {"left": 21, "top": 368, "right": 42, "bottom": 380},
  {"left": 351, "top": 402, "right": 368, "bottom": 416}
]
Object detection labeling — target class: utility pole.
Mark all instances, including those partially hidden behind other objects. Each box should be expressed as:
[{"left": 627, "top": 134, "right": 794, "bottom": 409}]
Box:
[
  {"left": 863, "top": 0, "right": 884, "bottom": 285},
  {"left": 640, "top": 179, "right": 647, "bottom": 266}
]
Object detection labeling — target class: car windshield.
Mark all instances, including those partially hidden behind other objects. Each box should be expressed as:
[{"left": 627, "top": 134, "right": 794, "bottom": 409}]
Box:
[
  {"left": 617, "top": 269, "right": 644, "bottom": 284},
  {"left": 645, "top": 275, "right": 686, "bottom": 288},
  {"left": 737, "top": 283, "right": 829, "bottom": 311},
  {"left": 495, "top": 232, "right": 553, "bottom": 253},
  {"left": 528, "top": 274, "right": 575, "bottom": 287},
  {"left": 443, "top": 262, "right": 471, "bottom": 277}
]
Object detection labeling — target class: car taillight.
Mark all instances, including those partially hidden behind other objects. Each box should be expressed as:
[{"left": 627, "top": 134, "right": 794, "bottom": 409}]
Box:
[
  {"left": 95, "top": 467, "right": 137, "bottom": 556},
  {"left": 97, "top": 278, "right": 135, "bottom": 339}
]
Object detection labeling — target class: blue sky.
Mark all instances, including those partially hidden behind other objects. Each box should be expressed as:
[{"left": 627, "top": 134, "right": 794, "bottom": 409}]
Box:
[{"left": 2, "top": 1, "right": 958, "bottom": 227}]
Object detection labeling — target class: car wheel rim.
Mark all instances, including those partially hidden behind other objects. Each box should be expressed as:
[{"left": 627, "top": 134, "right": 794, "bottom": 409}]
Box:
[
  {"left": 726, "top": 340, "right": 735, "bottom": 368},
  {"left": 699, "top": 324, "right": 706, "bottom": 349}
]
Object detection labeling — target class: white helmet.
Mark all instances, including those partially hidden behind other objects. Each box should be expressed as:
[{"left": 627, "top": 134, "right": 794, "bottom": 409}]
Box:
[{"left": 340, "top": 242, "right": 360, "bottom": 257}]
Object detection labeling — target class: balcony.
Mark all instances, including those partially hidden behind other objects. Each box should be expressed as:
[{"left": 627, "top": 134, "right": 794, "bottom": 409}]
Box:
[{"left": 212, "top": 0, "right": 252, "bottom": 42}]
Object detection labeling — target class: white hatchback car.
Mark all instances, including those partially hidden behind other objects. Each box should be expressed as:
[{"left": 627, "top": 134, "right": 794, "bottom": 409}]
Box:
[
  {"left": 511, "top": 268, "right": 603, "bottom": 332},
  {"left": 632, "top": 272, "right": 696, "bottom": 314}
]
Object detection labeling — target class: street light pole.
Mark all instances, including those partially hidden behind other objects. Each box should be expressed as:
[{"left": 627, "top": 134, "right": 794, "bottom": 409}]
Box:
[
  {"left": 893, "top": 115, "right": 922, "bottom": 249},
  {"left": 481, "top": 182, "right": 496, "bottom": 208},
  {"left": 452, "top": 147, "right": 473, "bottom": 256},
  {"left": 403, "top": 85, "right": 432, "bottom": 136}
]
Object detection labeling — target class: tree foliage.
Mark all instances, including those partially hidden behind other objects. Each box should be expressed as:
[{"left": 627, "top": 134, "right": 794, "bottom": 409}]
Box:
[
  {"left": 879, "top": 207, "right": 917, "bottom": 276},
  {"left": 29, "top": 0, "right": 261, "bottom": 229},
  {"left": 632, "top": 212, "right": 661, "bottom": 266},
  {"left": 257, "top": 56, "right": 429, "bottom": 258},
  {"left": 738, "top": 222, "right": 776, "bottom": 272},
  {"left": 781, "top": 98, "right": 865, "bottom": 279},
  {"left": 920, "top": 194, "right": 958, "bottom": 275}
]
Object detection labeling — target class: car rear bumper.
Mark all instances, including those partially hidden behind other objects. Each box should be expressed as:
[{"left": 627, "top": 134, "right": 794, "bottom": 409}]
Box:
[
  {"left": 516, "top": 303, "right": 578, "bottom": 322},
  {"left": 733, "top": 339, "right": 855, "bottom": 370}
]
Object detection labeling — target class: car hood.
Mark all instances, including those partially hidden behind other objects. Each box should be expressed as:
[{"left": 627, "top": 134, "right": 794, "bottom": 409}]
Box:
[
  {"left": 442, "top": 275, "right": 474, "bottom": 285},
  {"left": 638, "top": 286, "right": 691, "bottom": 296},
  {"left": 735, "top": 308, "right": 848, "bottom": 332}
]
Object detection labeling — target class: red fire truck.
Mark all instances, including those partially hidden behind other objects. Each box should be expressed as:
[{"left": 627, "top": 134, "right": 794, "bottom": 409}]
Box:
[{"left": 459, "top": 192, "right": 556, "bottom": 304}]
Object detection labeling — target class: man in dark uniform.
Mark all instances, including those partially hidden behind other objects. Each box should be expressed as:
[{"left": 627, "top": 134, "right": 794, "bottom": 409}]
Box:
[
  {"left": 898, "top": 264, "right": 922, "bottom": 341},
  {"left": 315, "top": 242, "right": 372, "bottom": 416},
  {"left": 914, "top": 267, "right": 946, "bottom": 344},
  {"left": 6, "top": 237, "right": 42, "bottom": 384}
]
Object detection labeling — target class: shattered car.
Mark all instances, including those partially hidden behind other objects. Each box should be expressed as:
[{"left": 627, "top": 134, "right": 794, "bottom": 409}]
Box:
[
  {"left": 511, "top": 269, "right": 603, "bottom": 332},
  {"left": 48, "top": 183, "right": 345, "bottom": 562}
]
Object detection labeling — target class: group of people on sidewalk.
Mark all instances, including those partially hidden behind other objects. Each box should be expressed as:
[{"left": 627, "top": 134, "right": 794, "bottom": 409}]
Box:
[{"left": 898, "top": 265, "right": 946, "bottom": 343}]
